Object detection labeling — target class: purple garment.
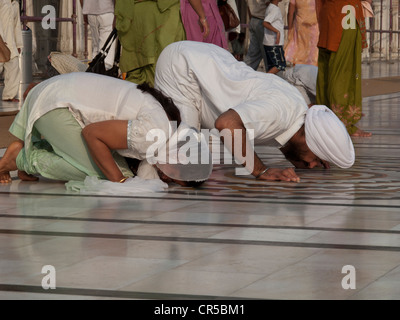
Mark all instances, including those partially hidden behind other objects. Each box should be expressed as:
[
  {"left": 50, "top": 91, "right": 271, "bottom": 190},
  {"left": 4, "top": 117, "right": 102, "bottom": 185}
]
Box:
[{"left": 180, "top": 0, "right": 228, "bottom": 49}]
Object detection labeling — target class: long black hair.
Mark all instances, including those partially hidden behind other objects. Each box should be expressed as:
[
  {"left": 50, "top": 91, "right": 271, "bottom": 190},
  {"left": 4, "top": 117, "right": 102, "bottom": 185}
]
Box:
[
  {"left": 136, "top": 83, "right": 208, "bottom": 187},
  {"left": 137, "top": 83, "right": 181, "bottom": 126}
]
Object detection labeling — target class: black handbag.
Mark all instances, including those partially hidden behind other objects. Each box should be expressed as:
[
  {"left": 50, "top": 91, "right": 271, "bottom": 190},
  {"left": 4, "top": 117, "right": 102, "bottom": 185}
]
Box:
[{"left": 86, "top": 28, "right": 121, "bottom": 78}]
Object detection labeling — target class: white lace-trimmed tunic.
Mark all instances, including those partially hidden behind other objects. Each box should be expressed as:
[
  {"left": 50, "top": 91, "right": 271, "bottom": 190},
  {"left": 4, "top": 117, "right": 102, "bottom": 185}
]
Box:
[{"left": 10, "top": 72, "right": 171, "bottom": 161}]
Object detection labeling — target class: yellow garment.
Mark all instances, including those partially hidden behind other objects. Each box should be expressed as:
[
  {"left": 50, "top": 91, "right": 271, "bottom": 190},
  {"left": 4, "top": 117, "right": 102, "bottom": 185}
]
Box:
[{"left": 115, "top": 0, "right": 186, "bottom": 85}]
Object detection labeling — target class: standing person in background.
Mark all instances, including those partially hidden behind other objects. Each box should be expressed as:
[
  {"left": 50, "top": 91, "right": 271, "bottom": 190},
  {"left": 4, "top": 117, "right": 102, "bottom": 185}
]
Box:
[
  {"left": 181, "top": 0, "right": 228, "bottom": 49},
  {"left": 263, "top": 0, "right": 286, "bottom": 74},
  {"left": 244, "top": 0, "right": 269, "bottom": 71},
  {"left": 115, "top": 0, "right": 209, "bottom": 86},
  {"left": 284, "top": 0, "right": 319, "bottom": 66},
  {"left": 316, "top": 0, "right": 372, "bottom": 137},
  {"left": 0, "top": 0, "right": 22, "bottom": 103},
  {"left": 80, "top": 0, "right": 116, "bottom": 71}
]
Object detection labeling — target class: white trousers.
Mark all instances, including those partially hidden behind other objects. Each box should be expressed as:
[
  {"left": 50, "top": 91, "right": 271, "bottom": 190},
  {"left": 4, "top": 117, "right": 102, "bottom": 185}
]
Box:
[
  {"left": 0, "top": 56, "right": 21, "bottom": 100},
  {"left": 88, "top": 13, "right": 115, "bottom": 70}
]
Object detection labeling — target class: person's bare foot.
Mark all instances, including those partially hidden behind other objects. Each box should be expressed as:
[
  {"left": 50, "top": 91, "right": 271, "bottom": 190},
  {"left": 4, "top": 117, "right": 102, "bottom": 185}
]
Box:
[
  {"left": 351, "top": 128, "right": 372, "bottom": 137},
  {"left": 0, "top": 140, "right": 24, "bottom": 183},
  {"left": 18, "top": 170, "right": 39, "bottom": 182}
]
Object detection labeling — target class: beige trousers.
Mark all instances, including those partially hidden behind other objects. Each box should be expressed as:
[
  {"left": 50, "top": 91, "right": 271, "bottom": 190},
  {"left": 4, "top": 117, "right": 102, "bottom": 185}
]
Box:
[{"left": 0, "top": 56, "right": 21, "bottom": 100}]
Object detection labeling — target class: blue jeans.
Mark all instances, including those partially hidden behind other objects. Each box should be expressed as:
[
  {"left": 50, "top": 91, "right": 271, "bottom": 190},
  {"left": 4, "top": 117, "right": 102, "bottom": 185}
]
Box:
[{"left": 244, "top": 17, "right": 268, "bottom": 71}]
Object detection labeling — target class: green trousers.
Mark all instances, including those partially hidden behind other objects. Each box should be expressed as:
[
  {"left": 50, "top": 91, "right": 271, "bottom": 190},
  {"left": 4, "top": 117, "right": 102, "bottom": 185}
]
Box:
[
  {"left": 316, "top": 26, "right": 363, "bottom": 135},
  {"left": 16, "top": 108, "right": 133, "bottom": 181},
  {"left": 115, "top": 0, "right": 186, "bottom": 86}
]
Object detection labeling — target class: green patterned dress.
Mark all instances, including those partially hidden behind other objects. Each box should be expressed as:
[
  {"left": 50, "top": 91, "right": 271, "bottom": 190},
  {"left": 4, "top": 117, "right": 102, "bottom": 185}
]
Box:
[{"left": 115, "top": 0, "right": 186, "bottom": 86}]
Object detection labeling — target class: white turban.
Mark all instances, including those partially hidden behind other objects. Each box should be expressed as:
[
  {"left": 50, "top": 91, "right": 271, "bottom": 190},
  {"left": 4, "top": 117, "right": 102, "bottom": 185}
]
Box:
[{"left": 305, "top": 105, "right": 355, "bottom": 168}]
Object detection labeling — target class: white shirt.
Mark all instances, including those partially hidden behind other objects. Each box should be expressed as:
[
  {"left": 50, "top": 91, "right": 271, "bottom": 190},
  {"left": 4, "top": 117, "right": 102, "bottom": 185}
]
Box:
[
  {"left": 155, "top": 41, "right": 307, "bottom": 147},
  {"left": 82, "top": 0, "right": 114, "bottom": 15},
  {"left": 263, "top": 3, "right": 285, "bottom": 46},
  {"left": 13, "top": 73, "right": 171, "bottom": 161},
  {"left": 280, "top": 64, "right": 318, "bottom": 97},
  {"left": 246, "top": 0, "right": 269, "bottom": 20}
]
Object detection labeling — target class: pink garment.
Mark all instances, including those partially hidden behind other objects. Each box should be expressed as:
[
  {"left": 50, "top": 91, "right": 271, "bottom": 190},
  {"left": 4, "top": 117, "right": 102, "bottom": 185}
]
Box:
[
  {"left": 180, "top": 0, "right": 228, "bottom": 49},
  {"left": 284, "top": 0, "right": 319, "bottom": 66}
]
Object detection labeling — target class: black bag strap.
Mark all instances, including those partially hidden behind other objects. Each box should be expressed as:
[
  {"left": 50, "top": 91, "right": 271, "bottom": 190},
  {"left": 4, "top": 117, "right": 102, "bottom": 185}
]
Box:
[
  {"left": 100, "top": 28, "right": 118, "bottom": 56},
  {"left": 86, "top": 29, "right": 120, "bottom": 74}
]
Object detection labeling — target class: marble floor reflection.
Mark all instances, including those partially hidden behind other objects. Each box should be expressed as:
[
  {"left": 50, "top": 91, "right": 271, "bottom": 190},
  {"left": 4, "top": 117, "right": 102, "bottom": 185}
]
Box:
[{"left": 1, "top": 62, "right": 400, "bottom": 300}]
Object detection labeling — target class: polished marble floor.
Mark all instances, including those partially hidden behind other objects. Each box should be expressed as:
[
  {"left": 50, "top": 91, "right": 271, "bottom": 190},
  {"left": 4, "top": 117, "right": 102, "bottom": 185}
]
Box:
[{"left": 0, "top": 61, "right": 400, "bottom": 300}]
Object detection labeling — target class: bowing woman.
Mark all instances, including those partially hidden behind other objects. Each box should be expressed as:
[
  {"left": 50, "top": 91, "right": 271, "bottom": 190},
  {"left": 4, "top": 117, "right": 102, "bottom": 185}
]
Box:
[{"left": 0, "top": 73, "right": 212, "bottom": 186}]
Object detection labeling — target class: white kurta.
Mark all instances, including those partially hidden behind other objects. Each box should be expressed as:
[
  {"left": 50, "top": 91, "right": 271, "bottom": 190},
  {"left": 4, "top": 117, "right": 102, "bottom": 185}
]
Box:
[
  {"left": 10, "top": 72, "right": 172, "bottom": 161},
  {"left": 82, "top": 0, "right": 114, "bottom": 15},
  {"left": 0, "top": 0, "right": 22, "bottom": 59},
  {"left": 279, "top": 64, "right": 318, "bottom": 105},
  {"left": 0, "top": 0, "right": 22, "bottom": 100},
  {"left": 154, "top": 41, "right": 308, "bottom": 147}
]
